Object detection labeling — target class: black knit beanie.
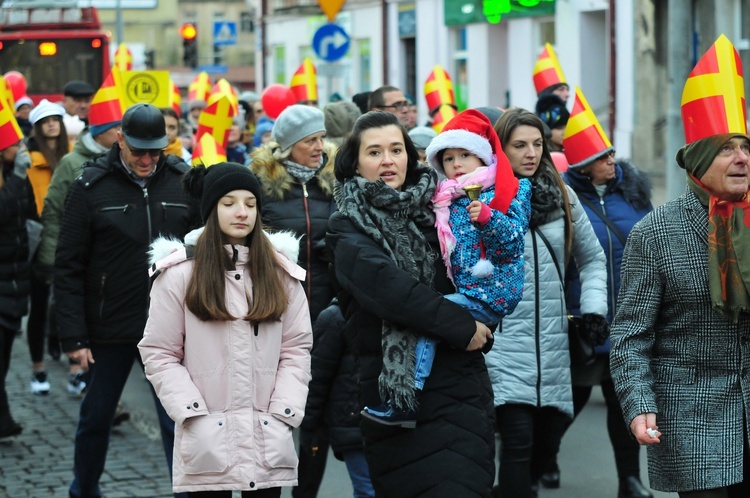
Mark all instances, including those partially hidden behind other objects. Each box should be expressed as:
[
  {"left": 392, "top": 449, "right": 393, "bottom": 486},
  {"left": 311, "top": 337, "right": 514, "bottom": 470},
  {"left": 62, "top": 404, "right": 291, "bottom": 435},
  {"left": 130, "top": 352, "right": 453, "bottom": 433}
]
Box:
[{"left": 183, "top": 162, "right": 263, "bottom": 222}]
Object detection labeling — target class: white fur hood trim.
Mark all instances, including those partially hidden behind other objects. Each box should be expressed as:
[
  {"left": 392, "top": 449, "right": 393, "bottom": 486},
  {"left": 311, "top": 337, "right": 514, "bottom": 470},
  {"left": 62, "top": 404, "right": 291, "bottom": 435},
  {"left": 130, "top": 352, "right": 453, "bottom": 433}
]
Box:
[{"left": 148, "top": 228, "right": 303, "bottom": 279}]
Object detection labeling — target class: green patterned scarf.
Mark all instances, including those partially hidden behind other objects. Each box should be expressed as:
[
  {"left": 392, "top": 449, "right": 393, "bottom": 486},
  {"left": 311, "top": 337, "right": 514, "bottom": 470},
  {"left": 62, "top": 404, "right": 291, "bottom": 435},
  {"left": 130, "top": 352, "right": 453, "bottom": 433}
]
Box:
[{"left": 676, "top": 134, "right": 750, "bottom": 322}]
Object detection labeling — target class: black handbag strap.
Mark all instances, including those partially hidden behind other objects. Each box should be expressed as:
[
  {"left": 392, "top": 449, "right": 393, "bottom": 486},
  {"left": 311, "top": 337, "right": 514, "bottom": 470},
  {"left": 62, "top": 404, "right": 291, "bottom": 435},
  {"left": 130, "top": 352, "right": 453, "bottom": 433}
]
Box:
[
  {"left": 534, "top": 228, "right": 563, "bottom": 284},
  {"left": 577, "top": 194, "right": 627, "bottom": 246}
]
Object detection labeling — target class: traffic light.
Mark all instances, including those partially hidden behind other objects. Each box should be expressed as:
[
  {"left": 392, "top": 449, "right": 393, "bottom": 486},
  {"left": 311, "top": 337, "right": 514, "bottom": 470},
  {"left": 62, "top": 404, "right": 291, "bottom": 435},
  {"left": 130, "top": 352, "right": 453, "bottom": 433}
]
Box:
[{"left": 180, "top": 23, "right": 198, "bottom": 68}]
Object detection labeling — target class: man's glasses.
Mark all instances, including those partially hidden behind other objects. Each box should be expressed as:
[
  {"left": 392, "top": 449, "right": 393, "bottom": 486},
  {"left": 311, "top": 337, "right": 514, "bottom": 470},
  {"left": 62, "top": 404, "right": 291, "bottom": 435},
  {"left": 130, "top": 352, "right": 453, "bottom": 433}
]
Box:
[
  {"left": 379, "top": 100, "right": 410, "bottom": 111},
  {"left": 127, "top": 144, "right": 162, "bottom": 158},
  {"left": 597, "top": 150, "right": 616, "bottom": 161}
]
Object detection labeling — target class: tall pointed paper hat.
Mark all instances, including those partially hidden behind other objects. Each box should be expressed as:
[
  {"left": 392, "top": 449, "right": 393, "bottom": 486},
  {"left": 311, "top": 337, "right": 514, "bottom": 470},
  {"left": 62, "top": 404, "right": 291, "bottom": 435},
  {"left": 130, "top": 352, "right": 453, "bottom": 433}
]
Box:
[
  {"left": 188, "top": 72, "right": 212, "bottom": 106},
  {"left": 191, "top": 132, "right": 227, "bottom": 167},
  {"left": 290, "top": 57, "right": 318, "bottom": 103},
  {"left": 431, "top": 104, "right": 458, "bottom": 133},
  {"left": 208, "top": 78, "right": 239, "bottom": 116},
  {"left": 533, "top": 43, "right": 567, "bottom": 95},
  {"left": 0, "top": 75, "right": 15, "bottom": 111},
  {"left": 195, "top": 95, "right": 236, "bottom": 149},
  {"left": 0, "top": 92, "right": 23, "bottom": 150},
  {"left": 681, "top": 34, "right": 747, "bottom": 144},
  {"left": 424, "top": 65, "right": 456, "bottom": 114},
  {"left": 170, "top": 80, "right": 181, "bottom": 117},
  {"left": 89, "top": 66, "right": 125, "bottom": 126},
  {"left": 562, "top": 86, "right": 613, "bottom": 169},
  {"left": 114, "top": 43, "right": 132, "bottom": 71}
]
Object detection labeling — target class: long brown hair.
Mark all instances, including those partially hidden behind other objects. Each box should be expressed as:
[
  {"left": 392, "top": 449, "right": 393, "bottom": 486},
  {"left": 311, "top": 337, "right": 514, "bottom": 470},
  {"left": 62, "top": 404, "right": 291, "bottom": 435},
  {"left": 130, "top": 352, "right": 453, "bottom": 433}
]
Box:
[
  {"left": 185, "top": 206, "right": 288, "bottom": 322},
  {"left": 494, "top": 107, "right": 573, "bottom": 260},
  {"left": 32, "top": 116, "right": 69, "bottom": 169}
]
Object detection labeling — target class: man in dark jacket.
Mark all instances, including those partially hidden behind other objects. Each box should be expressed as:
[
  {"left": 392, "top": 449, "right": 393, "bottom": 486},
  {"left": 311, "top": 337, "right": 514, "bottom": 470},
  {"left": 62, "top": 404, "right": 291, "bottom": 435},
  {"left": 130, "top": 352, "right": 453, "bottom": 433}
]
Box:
[{"left": 55, "top": 103, "right": 199, "bottom": 498}]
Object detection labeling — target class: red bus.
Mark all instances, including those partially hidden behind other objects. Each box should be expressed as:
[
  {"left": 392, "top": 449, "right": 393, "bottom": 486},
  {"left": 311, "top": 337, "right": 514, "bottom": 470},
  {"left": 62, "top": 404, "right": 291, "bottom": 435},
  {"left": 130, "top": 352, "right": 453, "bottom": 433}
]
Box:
[{"left": 0, "top": 2, "right": 110, "bottom": 104}]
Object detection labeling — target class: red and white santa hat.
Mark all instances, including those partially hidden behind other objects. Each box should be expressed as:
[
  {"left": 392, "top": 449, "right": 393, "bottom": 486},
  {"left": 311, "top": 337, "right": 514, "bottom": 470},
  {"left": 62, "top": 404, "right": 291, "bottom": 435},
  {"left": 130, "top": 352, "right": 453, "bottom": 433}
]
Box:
[{"left": 425, "top": 108, "right": 519, "bottom": 214}]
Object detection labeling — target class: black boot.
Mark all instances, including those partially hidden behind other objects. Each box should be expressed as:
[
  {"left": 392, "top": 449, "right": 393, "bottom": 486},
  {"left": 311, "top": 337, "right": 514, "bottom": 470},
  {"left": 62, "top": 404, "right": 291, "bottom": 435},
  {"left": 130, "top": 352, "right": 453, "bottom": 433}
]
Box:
[
  {"left": 618, "top": 476, "right": 653, "bottom": 498},
  {"left": 539, "top": 460, "right": 560, "bottom": 489},
  {"left": 0, "top": 414, "right": 22, "bottom": 439}
]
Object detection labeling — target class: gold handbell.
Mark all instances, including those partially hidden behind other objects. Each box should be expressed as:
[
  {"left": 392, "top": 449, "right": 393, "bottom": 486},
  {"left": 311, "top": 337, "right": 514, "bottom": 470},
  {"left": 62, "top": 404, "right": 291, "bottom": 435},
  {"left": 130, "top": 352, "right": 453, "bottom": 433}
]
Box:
[{"left": 463, "top": 184, "right": 483, "bottom": 201}]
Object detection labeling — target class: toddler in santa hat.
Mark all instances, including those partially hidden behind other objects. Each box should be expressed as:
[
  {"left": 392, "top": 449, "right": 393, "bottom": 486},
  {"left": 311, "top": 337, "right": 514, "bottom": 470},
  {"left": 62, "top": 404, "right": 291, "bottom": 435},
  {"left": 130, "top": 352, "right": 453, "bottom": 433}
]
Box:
[{"left": 361, "top": 109, "right": 531, "bottom": 427}]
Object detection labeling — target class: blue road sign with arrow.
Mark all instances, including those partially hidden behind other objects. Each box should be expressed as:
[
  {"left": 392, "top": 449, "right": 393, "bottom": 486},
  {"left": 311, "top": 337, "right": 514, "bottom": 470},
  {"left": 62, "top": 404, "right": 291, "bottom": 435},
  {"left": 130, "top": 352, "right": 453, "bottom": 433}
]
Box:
[{"left": 312, "top": 24, "right": 350, "bottom": 63}]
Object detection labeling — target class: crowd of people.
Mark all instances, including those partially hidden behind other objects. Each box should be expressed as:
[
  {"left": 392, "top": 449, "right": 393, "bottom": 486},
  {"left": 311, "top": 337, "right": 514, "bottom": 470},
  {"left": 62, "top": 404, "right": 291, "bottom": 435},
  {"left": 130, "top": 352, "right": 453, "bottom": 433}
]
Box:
[{"left": 1, "top": 33, "right": 750, "bottom": 498}]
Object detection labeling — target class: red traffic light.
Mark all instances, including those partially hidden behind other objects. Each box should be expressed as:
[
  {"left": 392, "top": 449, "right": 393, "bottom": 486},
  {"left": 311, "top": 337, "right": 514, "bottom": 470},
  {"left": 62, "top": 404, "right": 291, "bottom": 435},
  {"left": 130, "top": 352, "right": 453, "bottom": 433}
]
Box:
[{"left": 180, "top": 23, "right": 197, "bottom": 41}]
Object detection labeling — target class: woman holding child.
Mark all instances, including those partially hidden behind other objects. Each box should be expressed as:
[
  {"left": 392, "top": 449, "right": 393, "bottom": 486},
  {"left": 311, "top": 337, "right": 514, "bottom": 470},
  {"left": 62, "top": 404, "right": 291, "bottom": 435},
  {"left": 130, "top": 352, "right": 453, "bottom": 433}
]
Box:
[{"left": 327, "top": 110, "right": 527, "bottom": 497}]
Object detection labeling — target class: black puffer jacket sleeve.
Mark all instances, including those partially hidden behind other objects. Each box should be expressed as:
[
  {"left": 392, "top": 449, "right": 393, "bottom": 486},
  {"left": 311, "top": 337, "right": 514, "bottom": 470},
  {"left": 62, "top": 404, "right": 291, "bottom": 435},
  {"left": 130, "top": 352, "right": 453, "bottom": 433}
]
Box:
[{"left": 326, "top": 212, "right": 475, "bottom": 350}]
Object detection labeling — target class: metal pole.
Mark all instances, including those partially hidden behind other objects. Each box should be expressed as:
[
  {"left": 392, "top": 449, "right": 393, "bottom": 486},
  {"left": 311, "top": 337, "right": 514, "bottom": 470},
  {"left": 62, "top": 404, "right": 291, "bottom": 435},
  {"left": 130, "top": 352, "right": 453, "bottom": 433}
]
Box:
[
  {"left": 665, "top": 0, "right": 693, "bottom": 202},
  {"left": 116, "top": 0, "right": 123, "bottom": 45}
]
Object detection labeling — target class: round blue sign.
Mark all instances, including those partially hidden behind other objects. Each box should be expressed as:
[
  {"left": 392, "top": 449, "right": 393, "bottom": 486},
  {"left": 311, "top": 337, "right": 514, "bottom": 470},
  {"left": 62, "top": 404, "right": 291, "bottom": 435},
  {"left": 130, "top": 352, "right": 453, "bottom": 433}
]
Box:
[{"left": 312, "top": 24, "right": 350, "bottom": 63}]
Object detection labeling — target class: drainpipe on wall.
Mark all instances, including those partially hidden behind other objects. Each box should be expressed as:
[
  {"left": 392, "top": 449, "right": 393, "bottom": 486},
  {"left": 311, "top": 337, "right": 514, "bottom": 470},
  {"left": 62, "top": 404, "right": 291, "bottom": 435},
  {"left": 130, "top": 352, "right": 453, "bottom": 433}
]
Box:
[
  {"left": 382, "top": 0, "right": 389, "bottom": 85},
  {"left": 260, "top": 0, "right": 268, "bottom": 89},
  {"left": 608, "top": 0, "right": 616, "bottom": 139}
]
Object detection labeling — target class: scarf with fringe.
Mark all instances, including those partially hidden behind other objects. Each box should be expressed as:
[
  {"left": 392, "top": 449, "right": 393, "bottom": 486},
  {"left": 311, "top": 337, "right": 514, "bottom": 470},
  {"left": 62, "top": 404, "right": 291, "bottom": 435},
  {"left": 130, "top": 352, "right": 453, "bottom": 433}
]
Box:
[{"left": 334, "top": 165, "right": 437, "bottom": 410}]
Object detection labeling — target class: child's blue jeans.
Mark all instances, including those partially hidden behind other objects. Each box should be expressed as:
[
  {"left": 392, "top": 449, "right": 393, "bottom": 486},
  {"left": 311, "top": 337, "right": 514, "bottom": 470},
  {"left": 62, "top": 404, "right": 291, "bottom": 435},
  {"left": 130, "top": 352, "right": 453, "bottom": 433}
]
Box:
[{"left": 413, "top": 293, "right": 501, "bottom": 390}]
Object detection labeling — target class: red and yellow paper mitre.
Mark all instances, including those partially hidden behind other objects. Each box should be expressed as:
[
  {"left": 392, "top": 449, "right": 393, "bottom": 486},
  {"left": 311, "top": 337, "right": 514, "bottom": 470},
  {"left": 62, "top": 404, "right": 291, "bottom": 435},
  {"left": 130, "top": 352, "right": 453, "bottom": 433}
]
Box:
[
  {"left": 0, "top": 93, "right": 23, "bottom": 150},
  {"left": 431, "top": 104, "right": 459, "bottom": 133},
  {"left": 191, "top": 133, "right": 227, "bottom": 167},
  {"left": 681, "top": 34, "right": 747, "bottom": 144},
  {"left": 208, "top": 78, "right": 239, "bottom": 115},
  {"left": 89, "top": 66, "right": 126, "bottom": 126},
  {"left": 188, "top": 72, "right": 212, "bottom": 104},
  {"left": 533, "top": 43, "right": 567, "bottom": 95},
  {"left": 195, "top": 95, "right": 236, "bottom": 149},
  {"left": 0, "top": 75, "right": 15, "bottom": 111},
  {"left": 290, "top": 57, "right": 318, "bottom": 103},
  {"left": 424, "top": 65, "right": 455, "bottom": 113},
  {"left": 170, "top": 80, "right": 181, "bottom": 117},
  {"left": 114, "top": 43, "right": 132, "bottom": 71},
  {"left": 562, "top": 86, "right": 613, "bottom": 168}
]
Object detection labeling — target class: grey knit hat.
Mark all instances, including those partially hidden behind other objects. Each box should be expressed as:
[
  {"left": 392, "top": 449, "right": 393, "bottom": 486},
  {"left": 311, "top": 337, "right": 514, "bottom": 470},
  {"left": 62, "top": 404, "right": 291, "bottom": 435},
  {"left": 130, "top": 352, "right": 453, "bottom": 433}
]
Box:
[
  {"left": 324, "top": 101, "right": 361, "bottom": 147},
  {"left": 272, "top": 105, "right": 326, "bottom": 152},
  {"left": 408, "top": 126, "right": 437, "bottom": 151}
]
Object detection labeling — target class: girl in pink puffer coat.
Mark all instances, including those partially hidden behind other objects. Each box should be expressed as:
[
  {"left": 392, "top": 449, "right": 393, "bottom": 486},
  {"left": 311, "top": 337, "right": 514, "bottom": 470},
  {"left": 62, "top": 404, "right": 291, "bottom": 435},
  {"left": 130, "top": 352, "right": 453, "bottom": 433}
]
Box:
[{"left": 139, "top": 163, "right": 313, "bottom": 497}]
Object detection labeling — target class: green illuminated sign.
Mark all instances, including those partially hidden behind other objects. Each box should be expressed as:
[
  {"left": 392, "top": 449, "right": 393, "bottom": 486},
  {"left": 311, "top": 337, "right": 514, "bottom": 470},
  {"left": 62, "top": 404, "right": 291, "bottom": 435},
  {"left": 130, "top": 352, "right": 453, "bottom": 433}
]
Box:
[{"left": 445, "top": 0, "right": 554, "bottom": 26}]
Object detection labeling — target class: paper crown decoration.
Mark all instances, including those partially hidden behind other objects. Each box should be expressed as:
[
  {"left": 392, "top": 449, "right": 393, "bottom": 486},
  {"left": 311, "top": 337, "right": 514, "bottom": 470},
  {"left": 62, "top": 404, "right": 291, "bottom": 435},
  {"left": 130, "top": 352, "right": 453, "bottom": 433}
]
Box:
[
  {"left": 195, "top": 95, "right": 236, "bottom": 149},
  {"left": 290, "top": 58, "right": 318, "bottom": 103},
  {"left": 170, "top": 80, "right": 181, "bottom": 118},
  {"left": 431, "top": 104, "right": 458, "bottom": 133},
  {"left": 191, "top": 132, "right": 227, "bottom": 167},
  {"left": 562, "top": 86, "right": 613, "bottom": 169},
  {"left": 0, "top": 88, "right": 23, "bottom": 150},
  {"left": 89, "top": 66, "right": 125, "bottom": 126},
  {"left": 188, "top": 72, "right": 212, "bottom": 104},
  {"left": 533, "top": 43, "right": 567, "bottom": 95},
  {"left": 114, "top": 43, "right": 132, "bottom": 71},
  {"left": 208, "top": 78, "right": 239, "bottom": 117},
  {"left": 681, "top": 34, "right": 747, "bottom": 144},
  {"left": 424, "top": 65, "right": 456, "bottom": 114}
]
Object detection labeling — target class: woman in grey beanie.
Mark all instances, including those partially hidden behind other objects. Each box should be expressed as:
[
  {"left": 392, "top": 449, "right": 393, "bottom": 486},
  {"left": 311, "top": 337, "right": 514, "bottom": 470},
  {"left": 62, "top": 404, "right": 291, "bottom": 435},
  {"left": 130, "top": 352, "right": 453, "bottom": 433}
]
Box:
[{"left": 250, "top": 102, "right": 338, "bottom": 498}]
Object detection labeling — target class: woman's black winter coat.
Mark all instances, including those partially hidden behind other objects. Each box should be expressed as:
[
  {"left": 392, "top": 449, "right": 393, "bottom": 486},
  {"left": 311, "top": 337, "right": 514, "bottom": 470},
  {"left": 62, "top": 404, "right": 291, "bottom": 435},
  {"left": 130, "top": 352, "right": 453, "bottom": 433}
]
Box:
[
  {"left": 0, "top": 163, "right": 36, "bottom": 330},
  {"left": 327, "top": 212, "right": 496, "bottom": 498},
  {"left": 300, "top": 299, "right": 364, "bottom": 457}
]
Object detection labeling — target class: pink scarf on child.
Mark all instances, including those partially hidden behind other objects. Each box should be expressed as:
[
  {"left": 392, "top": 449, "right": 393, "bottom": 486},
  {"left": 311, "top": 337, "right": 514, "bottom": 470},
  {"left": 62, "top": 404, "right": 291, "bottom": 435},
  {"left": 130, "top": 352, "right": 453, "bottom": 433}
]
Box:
[{"left": 432, "top": 159, "right": 497, "bottom": 281}]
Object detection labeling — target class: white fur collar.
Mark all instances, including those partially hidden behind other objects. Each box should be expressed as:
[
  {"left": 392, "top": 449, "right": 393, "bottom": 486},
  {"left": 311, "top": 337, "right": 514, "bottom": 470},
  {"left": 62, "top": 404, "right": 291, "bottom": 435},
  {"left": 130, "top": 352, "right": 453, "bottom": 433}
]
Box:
[{"left": 148, "top": 228, "right": 302, "bottom": 275}]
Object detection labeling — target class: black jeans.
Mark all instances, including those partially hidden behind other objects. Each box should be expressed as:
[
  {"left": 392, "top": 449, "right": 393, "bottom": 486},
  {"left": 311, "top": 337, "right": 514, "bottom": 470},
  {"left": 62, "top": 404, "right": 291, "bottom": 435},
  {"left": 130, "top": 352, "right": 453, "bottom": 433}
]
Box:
[
  {"left": 495, "top": 404, "right": 569, "bottom": 498},
  {"left": 188, "top": 488, "right": 281, "bottom": 497},
  {"left": 0, "top": 326, "right": 16, "bottom": 424},
  {"left": 27, "top": 271, "right": 50, "bottom": 364}
]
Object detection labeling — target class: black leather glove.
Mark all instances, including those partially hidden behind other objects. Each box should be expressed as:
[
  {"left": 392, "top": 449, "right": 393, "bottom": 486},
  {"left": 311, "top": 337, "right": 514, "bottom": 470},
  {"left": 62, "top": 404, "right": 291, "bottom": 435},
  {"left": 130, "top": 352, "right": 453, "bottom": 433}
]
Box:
[
  {"left": 299, "top": 427, "right": 322, "bottom": 457},
  {"left": 581, "top": 313, "right": 609, "bottom": 346}
]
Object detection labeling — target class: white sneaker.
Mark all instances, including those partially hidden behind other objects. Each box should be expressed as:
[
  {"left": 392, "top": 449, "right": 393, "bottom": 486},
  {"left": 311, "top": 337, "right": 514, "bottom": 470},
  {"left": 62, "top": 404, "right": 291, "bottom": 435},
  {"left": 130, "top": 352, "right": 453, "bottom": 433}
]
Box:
[
  {"left": 67, "top": 371, "right": 87, "bottom": 396},
  {"left": 30, "top": 371, "right": 50, "bottom": 395}
]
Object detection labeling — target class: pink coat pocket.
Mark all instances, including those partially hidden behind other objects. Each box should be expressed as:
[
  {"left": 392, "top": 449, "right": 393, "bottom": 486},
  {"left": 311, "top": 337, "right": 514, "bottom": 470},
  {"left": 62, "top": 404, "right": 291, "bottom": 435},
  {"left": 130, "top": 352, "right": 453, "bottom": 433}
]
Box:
[
  {"left": 180, "top": 413, "right": 229, "bottom": 474},
  {"left": 257, "top": 413, "right": 297, "bottom": 469}
]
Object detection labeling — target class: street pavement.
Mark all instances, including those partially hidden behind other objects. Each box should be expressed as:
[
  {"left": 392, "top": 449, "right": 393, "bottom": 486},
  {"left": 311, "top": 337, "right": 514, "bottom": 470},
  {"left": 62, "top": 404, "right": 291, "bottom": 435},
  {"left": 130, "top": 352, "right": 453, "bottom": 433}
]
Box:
[{"left": 2, "top": 328, "right": 678, "bottom": 498}]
